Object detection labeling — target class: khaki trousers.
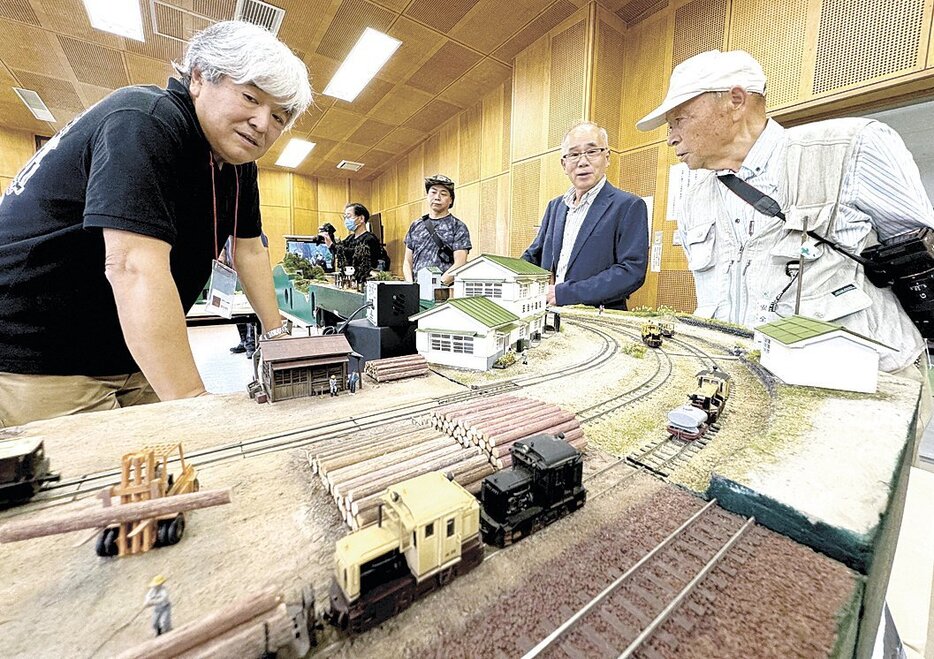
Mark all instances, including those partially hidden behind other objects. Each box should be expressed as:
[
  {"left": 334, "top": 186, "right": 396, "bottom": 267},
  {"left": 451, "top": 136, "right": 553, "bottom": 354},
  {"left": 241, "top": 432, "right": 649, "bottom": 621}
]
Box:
[{"left": 0, "top": 371, "right": 160, "bottom": 428}]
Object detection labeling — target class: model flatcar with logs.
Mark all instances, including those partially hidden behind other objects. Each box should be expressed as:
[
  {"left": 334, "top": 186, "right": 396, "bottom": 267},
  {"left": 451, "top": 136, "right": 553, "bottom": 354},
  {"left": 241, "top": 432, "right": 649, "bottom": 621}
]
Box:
[
  {"left": 667, "top": 367, "right": 732, "bottom": 441},
  {"left": 0, "top": 437, "right": 60, "bottom": 506},
  {"left": 479, "top": 433, "right": 585, "bottom": 547},
  {"left": 641, "top": 321, "right": 663, "bottom": 348}
]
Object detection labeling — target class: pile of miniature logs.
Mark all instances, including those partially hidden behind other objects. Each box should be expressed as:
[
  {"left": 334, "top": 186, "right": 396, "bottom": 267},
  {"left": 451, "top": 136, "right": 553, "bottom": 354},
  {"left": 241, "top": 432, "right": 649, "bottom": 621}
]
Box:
[
  {"left": 311, "top": 426, "right": 494, "bottom": 530},
  {"left": 420, "top": 394, "right": 586, "bottom": 468},
  {"left": 117, "top": 587, "right": 294, "bottom": 659},
  {"left": 364, "top": 355, "right": 430, "bottom": 382}
]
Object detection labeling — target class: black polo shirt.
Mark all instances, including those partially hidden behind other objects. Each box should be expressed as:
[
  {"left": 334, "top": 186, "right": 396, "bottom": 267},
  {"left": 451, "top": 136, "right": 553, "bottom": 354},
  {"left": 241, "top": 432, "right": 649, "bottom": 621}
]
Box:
[{"left": 0, "top": 78, "right": 261, "bottom": 376}]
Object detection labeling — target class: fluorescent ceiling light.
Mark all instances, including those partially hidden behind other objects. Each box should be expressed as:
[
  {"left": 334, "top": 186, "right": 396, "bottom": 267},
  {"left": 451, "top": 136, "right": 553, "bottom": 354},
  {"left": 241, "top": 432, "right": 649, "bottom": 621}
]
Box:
[
  {"left": 82, "top": 0, "right": 145, "bottom": 42},
  {"left": 275, "top": 139, "right": 316, "bottom": 168},
  {"left": 323, "top": 28, "right": 401, "bottom": 102},
  {"left": 13, "top": 88, "right": 55, "bottom": 122}
]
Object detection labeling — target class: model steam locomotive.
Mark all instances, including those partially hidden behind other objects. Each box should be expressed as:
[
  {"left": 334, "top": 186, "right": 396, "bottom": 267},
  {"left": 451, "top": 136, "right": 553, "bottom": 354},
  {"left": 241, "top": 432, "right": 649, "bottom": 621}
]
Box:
[
  {"left": 667, "top": 367, "right": 732, "bottom": 440},
  {"left": 327, "top": 434, "right": 585, "bottom": 634}
]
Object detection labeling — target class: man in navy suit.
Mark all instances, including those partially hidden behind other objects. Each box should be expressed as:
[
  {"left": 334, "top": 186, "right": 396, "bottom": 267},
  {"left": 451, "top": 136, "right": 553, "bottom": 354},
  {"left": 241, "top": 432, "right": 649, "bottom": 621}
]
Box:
[{"left": 522, "top": 122, "right": 648, "bottom": 309}]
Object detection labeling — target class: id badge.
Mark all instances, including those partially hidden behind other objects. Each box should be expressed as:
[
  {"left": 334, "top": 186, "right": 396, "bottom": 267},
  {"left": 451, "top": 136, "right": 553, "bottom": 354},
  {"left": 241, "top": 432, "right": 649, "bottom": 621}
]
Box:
[{"left": 205, "top": 259, "right": 238, "bottom": 319}]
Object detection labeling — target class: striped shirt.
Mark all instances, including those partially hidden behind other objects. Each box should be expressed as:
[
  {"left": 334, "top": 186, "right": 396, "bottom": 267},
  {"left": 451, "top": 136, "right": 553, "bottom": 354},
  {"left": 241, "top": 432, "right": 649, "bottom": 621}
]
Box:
[
  {"left": 556, "top": 176, "right": 608, "bottom": 283},
  {"left": 716, "top": 118, "right": 934, "bottom": 246}
]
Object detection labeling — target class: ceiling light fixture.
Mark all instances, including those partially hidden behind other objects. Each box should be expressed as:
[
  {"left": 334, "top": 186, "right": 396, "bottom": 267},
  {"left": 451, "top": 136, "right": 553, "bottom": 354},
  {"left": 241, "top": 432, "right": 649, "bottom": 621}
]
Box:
[
  {"left": 13, "top": 88, "right": 55, "bottom": 122},
  {"left": 82, "top": 0, "right": 145, "bottom": 41},
  {"left": 323, "top": 28, "right": 401, "bottom": 102},
  {"left": 275, "top": 138, "right": 316, "bottom": 168}
]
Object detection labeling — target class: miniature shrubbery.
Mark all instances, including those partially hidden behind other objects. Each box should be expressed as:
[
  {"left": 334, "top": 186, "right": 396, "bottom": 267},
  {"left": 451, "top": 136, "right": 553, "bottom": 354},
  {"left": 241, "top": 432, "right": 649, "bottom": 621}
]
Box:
[
  {"left": 282, "top": 253, "right": 327, "bottom": 282},
  {"left": 623, "top": 342, "right": 647, "bottom": 359},
  {"left": 493, "top": 352, "right": 517, "bottom": 368}
]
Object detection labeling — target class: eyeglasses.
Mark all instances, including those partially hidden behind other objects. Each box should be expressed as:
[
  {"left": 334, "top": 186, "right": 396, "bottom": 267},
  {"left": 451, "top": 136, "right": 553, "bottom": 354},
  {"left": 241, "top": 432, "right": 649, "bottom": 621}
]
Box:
[{"left": 561, "top": 147, "right": 608, "bottom": 165}]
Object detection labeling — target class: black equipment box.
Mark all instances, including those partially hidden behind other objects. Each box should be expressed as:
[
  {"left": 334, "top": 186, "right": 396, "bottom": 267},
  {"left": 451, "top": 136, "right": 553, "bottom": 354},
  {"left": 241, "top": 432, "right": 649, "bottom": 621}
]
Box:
[
  {"left": 343, "top": 319, "right": 417, "bottom": 363},
  {"left": 365, "top": 281, "right": 420, "bottom": 327}
]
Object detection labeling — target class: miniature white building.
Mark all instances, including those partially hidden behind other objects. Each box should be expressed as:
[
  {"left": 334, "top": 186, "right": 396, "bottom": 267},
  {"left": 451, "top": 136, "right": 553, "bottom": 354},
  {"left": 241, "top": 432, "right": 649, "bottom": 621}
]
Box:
[
  {"left": 449, "top": 254, "right": 550, "bottom": 340},
  {"left": 416, "top": 266, "right": 445, "bottom": 302},
  {"left": 755, "top": 315, "right": 888, "bottom": 394},
  {"left": 409, "top": 296, "right": 521, "bottom": 370},
  {"left": 408, "top": 254, "right": 551, "bottom": 371}
]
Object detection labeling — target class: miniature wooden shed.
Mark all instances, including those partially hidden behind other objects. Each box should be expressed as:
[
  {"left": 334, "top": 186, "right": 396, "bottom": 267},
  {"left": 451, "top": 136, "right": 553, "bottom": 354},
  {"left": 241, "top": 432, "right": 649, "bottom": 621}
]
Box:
[
  {"left": 260, "top": 335, "right": 353, "bottom": 401},
  {"left": 754, "top": 315, "right": 888, "bottom": 393}
]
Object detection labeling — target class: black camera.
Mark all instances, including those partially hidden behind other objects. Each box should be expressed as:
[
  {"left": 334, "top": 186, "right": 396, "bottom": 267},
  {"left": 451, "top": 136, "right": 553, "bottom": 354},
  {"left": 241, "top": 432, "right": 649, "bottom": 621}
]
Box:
[
  {"left": 862, "top": 228, "right": 934, "bottom": 338},
  {"left": 310, "top": 235, "right": 325, "bottom": 245}
]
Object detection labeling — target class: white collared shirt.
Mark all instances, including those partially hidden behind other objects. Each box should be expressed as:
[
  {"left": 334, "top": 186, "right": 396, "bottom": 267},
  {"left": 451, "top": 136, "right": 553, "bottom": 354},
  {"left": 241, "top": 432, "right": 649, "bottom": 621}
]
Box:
[{"left": 556, "top": 176, "right": 608, "bottom": 283}]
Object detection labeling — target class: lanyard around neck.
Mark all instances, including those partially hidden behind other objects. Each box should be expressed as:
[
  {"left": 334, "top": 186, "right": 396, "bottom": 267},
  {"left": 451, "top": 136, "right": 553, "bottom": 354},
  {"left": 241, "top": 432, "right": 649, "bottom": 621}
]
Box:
[{"left": 209, "top": 153, "right": 240, "bottom": 263}]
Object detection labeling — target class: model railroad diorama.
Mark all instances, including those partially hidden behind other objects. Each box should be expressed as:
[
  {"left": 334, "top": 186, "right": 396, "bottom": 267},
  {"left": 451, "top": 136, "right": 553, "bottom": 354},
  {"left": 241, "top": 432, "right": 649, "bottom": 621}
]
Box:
[
  {"left": 0, "top": 436, "right": 60, "bottom": 506},
  {"left": 5, "top": 309, "right": 892, "bottom": 657}
]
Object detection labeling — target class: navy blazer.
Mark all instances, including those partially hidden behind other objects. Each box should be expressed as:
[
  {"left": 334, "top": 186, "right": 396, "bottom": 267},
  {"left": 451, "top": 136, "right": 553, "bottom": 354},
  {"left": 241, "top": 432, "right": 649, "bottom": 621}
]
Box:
[{"left": 521, "top": 181, "right": 648, "bottom": 309}]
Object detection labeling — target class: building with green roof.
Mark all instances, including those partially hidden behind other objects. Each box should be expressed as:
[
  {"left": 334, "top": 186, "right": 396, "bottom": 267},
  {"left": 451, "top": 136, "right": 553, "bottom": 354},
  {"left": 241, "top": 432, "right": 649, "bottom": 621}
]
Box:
[{"left": 755, "top": 315, "right": 888, "bottom": 393}]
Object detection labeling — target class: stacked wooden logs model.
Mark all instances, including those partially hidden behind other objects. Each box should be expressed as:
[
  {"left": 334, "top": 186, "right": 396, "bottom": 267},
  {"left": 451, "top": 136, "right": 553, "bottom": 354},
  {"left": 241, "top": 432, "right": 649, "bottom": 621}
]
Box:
[
  {"left": 311, "top": 426, "right": 494, "bottom": 531},
  {"left": 364, "top": 355, "right": 430, "bottom": 382},
  {"left": 420, "top": 394, "right": 586, "bottom": 468}
]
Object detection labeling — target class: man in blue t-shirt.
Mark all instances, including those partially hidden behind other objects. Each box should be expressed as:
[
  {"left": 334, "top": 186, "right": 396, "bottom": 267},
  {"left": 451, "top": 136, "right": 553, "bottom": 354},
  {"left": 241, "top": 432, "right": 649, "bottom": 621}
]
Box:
[
  {"left": 0, "top": 21, "right": 312, "bottom": 427},
  {"left": 402, "top": 175, "right": 472, "bottom": 285}
]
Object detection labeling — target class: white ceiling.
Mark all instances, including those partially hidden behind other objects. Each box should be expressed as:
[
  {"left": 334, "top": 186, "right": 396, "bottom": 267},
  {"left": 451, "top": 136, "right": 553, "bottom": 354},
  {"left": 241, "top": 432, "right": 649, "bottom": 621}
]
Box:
[{"left": 865, "top": 100, "right": 934, "bottom": 203}]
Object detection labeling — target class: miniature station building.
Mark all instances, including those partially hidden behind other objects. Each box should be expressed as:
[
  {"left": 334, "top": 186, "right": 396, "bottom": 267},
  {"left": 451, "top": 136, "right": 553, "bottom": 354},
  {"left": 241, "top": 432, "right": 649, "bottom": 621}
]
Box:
[
  {"left": 416, "top": 266, "right": 450, "bottom": 303},
  {"left": 258, "top": 334, "right": 353, "bottom": 401},
  {"left": 755, "top": 315, "right": 887, "bottom": 394},
  {"left": 409, "top": 254, "right": 551, "bottom": 370}
]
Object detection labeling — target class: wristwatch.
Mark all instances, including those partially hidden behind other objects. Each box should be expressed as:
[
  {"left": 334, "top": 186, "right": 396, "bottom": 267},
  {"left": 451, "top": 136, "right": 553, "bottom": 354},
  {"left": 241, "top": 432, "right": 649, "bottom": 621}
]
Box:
[{"left": 259, "top": 320, "right": 292, "bottom": 341}]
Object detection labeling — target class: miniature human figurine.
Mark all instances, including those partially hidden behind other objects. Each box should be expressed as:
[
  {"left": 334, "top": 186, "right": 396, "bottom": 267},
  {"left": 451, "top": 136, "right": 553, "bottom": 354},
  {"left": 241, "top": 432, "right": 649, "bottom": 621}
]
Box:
[
  {"left": 348, "top": 370, "right": 359, "bottom": 395},
  {"left": 144, "top": 575, "right": 172, "bottom": 636},
  {"left": 329, "top": 374, "right": 338, "bottom": 397},
  {"left": 522, "top": 352, "right": 529, "bottom": 366}
]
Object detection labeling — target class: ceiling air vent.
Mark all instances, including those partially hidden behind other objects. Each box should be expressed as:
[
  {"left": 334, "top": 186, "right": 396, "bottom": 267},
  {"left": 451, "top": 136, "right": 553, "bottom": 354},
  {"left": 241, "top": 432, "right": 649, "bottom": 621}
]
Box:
[
  {"left": 13, "top": 88, "right": 55, "bottom": 122},
  {"left": 234, "top": 0, "right": 285, "bottom": 36},
  {"left": 337, "top": 160, "right": 364, "bottom": 172}
]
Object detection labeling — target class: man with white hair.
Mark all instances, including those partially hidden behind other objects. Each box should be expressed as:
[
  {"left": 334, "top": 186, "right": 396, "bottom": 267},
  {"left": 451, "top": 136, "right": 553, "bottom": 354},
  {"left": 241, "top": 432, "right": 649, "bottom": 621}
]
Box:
[
  {"left": 522, "top": 122, "right": 648, "bottom": 309},
  {"left": 0, "top": 21, "right": 312, "bottom": 426},
  {"left": 637, "top": 50, "right": 934, "bottom": 375}
]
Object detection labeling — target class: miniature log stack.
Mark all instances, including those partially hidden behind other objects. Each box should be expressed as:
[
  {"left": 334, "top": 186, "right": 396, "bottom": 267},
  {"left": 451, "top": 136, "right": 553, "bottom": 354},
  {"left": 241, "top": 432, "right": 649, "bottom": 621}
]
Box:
[
  {"left": 310, "top": 425, "right": 494, "bottom": 530},
  {"left": 116, "top": 587, "right": 296, "bottom": 659},
  {"left": 364, "top": 355, "right": 430, "bottom": 382},
  {"left": 420, "top": 394, "right": 586, "bottom": 468}
]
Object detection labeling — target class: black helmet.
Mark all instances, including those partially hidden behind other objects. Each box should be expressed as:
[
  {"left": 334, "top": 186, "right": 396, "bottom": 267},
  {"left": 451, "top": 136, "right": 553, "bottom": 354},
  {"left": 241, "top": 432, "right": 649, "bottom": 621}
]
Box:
[{"left": 424, "top": 174, "right": 455, "bottom": 207}]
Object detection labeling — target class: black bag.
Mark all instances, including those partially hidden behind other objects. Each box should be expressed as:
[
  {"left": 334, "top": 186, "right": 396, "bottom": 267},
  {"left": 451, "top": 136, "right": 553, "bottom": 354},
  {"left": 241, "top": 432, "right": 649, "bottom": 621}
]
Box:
[
  {"left": 377, "top": 243, "right": 391, "bottom": 271},
  {"left": 421, "top": 215, "right": 455, "bottom": 265}
]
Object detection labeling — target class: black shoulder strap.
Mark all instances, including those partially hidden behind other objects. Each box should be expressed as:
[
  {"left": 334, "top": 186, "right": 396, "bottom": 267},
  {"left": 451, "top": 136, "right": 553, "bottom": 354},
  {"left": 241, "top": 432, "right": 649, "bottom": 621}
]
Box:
[
  {"left": 716, "top": 173, "right": 870, "bottom": 267},
  {"left": 421, "top": 215, "right": 450, "bottom": 254}
]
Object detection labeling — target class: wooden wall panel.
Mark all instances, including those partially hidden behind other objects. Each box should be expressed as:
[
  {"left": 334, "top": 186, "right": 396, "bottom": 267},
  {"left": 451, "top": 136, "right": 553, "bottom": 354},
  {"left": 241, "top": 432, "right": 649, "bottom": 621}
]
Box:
[
  {"left": 407, "top": 143, "right": 425, "bottom": 204},
  {"left": 350, "top": 179, "right": 372, "bottom": 210},
  {"left": 318, "top": 178, "right": 349, "bottom": 216},
  {"left": 593, "top": 17, "right": 626, "bottom": 149},
  {"left": 480, "top": 82, "right": 510, "bottom": 178},
  {"left": 0, "top": 126, "right": 34, "bottom": 178},
  {"left": 261, "top": 206, "right": 292, "bottom": 265},
  {"left": 459, "top": 104, "right": 482, "bottom": 184},
  {"left": 511, "top": 35, "right": 551, "bottom": 161},
  {"left": 293, "top": 208, "right": 317, "bottom": 236},
  {"left": 671, "top": 0, "right": 728, "bottom": 66},
  {"left": 813, "top": 0, "right": 927, "bottom": 95},
  {"left": 438, "top": 120, "right": 460, "bottom": 181},
  {"left": 454, "top": 181, "right": 482, "bottom": 260},
  {"left": 293, "top": 174, "right": 318, "bottom": 211},
  {"left": 548, "top": 17, "right": 590, "bottom": 147},
  {"left": 479, "top": 173, "right": 511, "bottom": 256},
  {"left": 258, "top": 170, "right": 291, "bottom": 209},
  {"left": 509, "top": 158, "right": 542, "bottom": 256},
  {"left": 619, "top": 10, "right": 671, "bottom": 149},
  {"left": 729, "top": 0, "right": 811, "bottom": 108}
]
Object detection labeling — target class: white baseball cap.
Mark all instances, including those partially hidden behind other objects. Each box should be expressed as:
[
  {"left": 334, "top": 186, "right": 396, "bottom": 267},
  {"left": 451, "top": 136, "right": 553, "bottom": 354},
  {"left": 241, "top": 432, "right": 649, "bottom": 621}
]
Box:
[{"left": 635, "top": 50, "right": 766, "bottom": 132}]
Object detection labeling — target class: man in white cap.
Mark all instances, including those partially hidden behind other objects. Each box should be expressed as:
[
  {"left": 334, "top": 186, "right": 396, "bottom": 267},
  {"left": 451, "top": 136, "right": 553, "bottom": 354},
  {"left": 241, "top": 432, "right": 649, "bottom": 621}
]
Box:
[{"left": 637, "top": 49, "right": 934, "bottom": 377}]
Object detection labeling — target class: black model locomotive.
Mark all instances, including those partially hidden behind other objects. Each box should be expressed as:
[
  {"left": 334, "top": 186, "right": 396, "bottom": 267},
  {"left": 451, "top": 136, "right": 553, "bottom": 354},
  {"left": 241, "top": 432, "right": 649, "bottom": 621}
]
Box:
[
  {"left": 479, "top": 433, "right": 586, "bottom": 547},
  {"left": 0, "top": 437, "right": 60, "bottom": 506}
]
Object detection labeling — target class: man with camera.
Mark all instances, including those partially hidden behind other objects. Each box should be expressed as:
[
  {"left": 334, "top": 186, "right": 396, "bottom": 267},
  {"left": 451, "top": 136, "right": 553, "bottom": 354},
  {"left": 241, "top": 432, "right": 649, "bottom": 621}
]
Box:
[
  {"left": 637, "top": 49, "right": 934, "bottom": 378},
  {"left": 403, "top": 174, "right": 471, "bottom": 285}
]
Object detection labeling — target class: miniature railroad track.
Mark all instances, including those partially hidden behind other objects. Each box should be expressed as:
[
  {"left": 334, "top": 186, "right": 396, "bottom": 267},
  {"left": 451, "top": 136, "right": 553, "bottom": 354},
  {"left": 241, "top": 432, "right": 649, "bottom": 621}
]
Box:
[
  {"left": 626, "top": 426, "right": 720, "bottom": 478},
  {"left": 739, "top": 352, "right": 778, "bottom": 397},
  {"left": 9, "top": 320, "right": 620, "bottom": 515},
  {"left": 522, "top": 499, "right": 755, "bottom": 659}
]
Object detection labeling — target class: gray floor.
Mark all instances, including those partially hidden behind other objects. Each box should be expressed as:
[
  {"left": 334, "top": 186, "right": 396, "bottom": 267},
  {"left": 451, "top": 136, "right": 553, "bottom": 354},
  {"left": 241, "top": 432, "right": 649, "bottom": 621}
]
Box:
[{"left": 188, "top": 324, "right": 256, "bottom": 394}]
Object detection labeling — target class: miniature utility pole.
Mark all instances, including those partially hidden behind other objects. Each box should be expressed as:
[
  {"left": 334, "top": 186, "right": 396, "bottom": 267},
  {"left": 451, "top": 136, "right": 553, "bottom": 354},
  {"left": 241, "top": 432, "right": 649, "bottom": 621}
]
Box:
[{"left": 794, "top": 216, "right": 808, "bottom": 315}]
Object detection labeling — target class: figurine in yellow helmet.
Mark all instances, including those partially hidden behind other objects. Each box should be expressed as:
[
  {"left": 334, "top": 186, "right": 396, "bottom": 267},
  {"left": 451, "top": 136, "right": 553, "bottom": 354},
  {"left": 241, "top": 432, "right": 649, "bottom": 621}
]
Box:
[{"left": 144, "top": 575, "right": 172, "bottom": 636}]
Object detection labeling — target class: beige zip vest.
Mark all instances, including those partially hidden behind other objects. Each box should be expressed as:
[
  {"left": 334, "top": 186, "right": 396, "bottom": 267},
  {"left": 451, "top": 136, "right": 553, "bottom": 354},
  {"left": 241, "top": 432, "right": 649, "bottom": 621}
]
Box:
[{"left": 680, "top": 118, "right": 924, "bottom": 372}]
